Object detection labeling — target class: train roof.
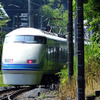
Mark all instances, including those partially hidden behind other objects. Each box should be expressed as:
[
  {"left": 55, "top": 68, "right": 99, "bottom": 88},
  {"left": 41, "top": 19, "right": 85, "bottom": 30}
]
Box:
[
  {"left": 6, "top": 27, "right": 67, "bottom": 42},
  {"left": 6, "top": 28, "right": 45, "bottom": 37}
]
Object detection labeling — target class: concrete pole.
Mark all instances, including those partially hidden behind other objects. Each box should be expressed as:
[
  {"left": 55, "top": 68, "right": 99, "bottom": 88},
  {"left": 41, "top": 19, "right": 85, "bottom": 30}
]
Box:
[
  {"left": 28, "top": 0, "right": 34, "bottom": 27},
  {"left": 77, "top": 0, "right": 85, "bottom": 99},
  {"left": 67, "top": 0, "right": 74, "bottom": 79}
]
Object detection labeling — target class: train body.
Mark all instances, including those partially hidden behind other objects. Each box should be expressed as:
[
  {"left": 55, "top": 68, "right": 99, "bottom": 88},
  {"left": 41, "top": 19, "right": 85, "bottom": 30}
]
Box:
[{"left": 2, "top": 28, "right": 67, "bottom": 85}]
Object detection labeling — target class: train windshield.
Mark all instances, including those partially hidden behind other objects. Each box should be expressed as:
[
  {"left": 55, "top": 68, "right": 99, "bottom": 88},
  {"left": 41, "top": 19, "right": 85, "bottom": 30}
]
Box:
[{"left": 5, "top": 35, "right": 46, "bottom": 44}]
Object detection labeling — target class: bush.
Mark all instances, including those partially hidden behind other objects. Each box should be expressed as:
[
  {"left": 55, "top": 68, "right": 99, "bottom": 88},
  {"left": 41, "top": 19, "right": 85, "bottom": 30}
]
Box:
[
  {"left": 85, "top": 42, "right": 100, "bottom": 95},
  {"left": 58, "top": 42, "right": 100, "bottom": 99},
  {"left": 0, "top": 44, "right": 3, "bottom": 69}
]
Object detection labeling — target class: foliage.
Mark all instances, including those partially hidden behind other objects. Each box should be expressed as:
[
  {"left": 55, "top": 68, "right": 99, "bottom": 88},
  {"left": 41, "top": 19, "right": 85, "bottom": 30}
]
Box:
[
  {"left": 40, "top": 93, "right": 46, "bottom": 99},
  {"left": 84, "top": 0, "right": 100, "bottom": 43},
  {"left": 59, "top": 56, "right": 77, "bottom": 85},
  {"left": 0, "top": 3, "right": 9, "bottom": 68},
  {"left": 0, "top": 44, "right": 3, "bottom": 59},
  {"left": 73, "top": 0, "right": 100, "bottom": 43},
  {"left": 0, "top": 3, "right": 9, "bottom": 33},
  {"left": 85, "top": 42, "right": 100, "bottom": 95},
  {"left": 59, "top": 42, "right": 100, "bottom": 99},
  {"left": 0, "top": 71, "right": 8, "bottom": 87},
  {"left": 0, "top": 4, "right": 9, "bottom": 26},
  {"left": 41, "top": 0, "right": 68, "bottom": 34},
  {"left": 85, "top": 42, "right": 100, "bottom": 65}
]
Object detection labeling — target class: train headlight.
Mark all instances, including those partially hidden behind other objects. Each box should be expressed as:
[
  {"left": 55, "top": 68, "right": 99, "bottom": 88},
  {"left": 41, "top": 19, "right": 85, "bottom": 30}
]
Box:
[
  {"left": 27, "top": 60, "right": 32, "bottom": 64},
  {"left": 5, "top": 59, "right": 13, "bottom": 63},
  {"left": 27, "top": 60, "right": 36, "bottom": 64}
]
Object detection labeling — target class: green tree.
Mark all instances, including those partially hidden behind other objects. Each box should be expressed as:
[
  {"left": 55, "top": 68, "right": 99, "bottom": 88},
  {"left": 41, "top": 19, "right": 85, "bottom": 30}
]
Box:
[
  {"left": 73, "top": 0, "right": 100, "bottom": 43},
  {"left": 0, "top": 3, "right": 9, "bottom": 67},
  {"left": 0, "top": 3, "right": 9, "bottom": 41},
  {"left": 84, "top": 0, "right": 100, "bottom": 43},
  {"left": 41, "top": 0, "right": 68, "bottom": 34}
]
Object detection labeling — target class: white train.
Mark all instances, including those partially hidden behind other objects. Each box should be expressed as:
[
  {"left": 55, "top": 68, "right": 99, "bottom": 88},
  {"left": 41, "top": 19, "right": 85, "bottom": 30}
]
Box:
[{"left": 2, "top": 27, "right": 67, "bottom": 85}]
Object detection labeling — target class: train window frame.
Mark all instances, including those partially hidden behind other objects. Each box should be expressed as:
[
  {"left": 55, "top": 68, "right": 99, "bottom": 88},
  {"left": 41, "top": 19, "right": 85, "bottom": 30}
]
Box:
[{"left": 5, "top": 35, "right": 47, "bottom": 44}]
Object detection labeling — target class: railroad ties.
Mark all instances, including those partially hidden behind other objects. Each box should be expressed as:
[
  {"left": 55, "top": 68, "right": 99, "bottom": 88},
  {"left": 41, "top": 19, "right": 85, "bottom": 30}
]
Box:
[{"left": 0, "top": 86, "right": 32, "bottom": 100}]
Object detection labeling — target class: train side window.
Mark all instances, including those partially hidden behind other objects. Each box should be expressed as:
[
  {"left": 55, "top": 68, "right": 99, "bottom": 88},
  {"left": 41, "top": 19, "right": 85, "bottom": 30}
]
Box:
[
  {"left": 56, "top": 47, "right": 59, "bottom": 60},
  {"left": 35, "top": 37, "right": 46, "bottom": 44},
  {"left": 47, "top": 46, "right": 51, "bottom": 60}
]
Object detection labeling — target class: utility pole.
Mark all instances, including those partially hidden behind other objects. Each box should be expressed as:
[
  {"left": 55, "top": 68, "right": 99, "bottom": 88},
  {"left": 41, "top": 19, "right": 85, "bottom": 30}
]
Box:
[
  {"left": 28, "top": 0, "right": 34, "bottom": 27},
  {"left": 77, "top": 0, "right": 85, "bottom": 100},
  {"left": 40, "top": 3, "right": 43, "bottom": 29},
  {"left": 67, "top": 0, "right": 73, "bottom": 79}
]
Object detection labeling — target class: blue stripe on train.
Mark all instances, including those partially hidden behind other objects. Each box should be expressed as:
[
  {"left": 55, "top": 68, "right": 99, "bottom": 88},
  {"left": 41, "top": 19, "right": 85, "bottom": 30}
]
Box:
[{"left": 2, "top": 63, "right": 42, "bottom": 71}]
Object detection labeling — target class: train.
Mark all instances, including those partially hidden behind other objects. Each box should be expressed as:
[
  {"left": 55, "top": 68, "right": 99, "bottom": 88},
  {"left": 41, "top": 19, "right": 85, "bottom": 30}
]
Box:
[{"left": 1, "top": 27, "right": 68, "bottom": 85}]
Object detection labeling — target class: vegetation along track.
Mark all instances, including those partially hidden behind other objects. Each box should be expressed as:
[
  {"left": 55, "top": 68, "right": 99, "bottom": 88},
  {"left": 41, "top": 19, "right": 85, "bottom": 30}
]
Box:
[{"left": 0, "top": 86, "right": 33, "bottom": 100}]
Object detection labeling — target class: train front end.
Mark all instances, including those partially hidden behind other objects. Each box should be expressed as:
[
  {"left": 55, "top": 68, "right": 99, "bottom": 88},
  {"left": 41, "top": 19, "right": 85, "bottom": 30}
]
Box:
[{"left": 1, "top": 28, "right": 46, "bottom": 85}]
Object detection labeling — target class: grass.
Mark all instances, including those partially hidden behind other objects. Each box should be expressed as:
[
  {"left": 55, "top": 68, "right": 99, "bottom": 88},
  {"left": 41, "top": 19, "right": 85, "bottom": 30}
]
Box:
[
  {"left": 40, "top": 93, "right": 47, "bottom": 99},
  {"left": 0, "top": 71, "right": 8, "bottom": 87},
  {"left": 85, "top": 58, "right": 100, "bottom": 96},
  {"left": 58, "top": 60, "right": 100, "bottom": 99},
  {"left": 58, "top": 42, "right": 100, "bottom": 99}
]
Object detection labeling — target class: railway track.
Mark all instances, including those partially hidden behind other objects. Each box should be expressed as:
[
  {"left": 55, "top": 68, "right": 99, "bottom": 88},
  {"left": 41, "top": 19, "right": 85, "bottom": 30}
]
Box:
[
  {"left": 0, "top": 86, "right": 33, "bottom": 100},
  {"left": 0, "top": 84, "right": 58, "bottom": 100}
]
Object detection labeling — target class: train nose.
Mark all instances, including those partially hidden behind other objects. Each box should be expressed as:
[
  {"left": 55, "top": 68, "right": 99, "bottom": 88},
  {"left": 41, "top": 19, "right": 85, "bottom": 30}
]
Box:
[{"left": 2, "top": 44, "right": 44, "bottom": 64}]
